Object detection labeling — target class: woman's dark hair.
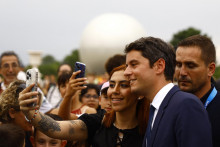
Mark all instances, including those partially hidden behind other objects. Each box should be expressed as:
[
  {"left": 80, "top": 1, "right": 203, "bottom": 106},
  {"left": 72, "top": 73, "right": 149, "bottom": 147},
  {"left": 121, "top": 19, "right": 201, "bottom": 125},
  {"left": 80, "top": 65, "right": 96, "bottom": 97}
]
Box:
[
  {"left": 57, "top": 72, "right": 72, "bottom": 87},
  {"left": 79, "top": 84, "right": 100, "bottom": 102}
]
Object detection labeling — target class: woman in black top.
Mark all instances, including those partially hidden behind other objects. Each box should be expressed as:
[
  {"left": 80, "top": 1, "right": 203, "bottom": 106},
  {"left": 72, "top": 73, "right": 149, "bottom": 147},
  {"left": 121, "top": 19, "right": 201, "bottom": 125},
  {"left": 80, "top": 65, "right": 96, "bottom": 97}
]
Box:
[{"left": 18, "top": 65, "right": 150, "bottom": 147}]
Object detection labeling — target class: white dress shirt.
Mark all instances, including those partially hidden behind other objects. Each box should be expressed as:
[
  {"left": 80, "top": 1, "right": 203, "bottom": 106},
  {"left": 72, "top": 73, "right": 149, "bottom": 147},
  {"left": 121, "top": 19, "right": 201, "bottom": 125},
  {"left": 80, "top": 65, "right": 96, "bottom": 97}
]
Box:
[{"left": 150, "top": 83, "right": 174, "bottom": 128}]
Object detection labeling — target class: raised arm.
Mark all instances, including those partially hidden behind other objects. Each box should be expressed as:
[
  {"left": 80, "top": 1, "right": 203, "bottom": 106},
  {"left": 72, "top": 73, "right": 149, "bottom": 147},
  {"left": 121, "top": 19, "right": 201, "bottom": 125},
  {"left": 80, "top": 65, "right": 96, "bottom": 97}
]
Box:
[
  {"left": 19, "top": 83, "right": 88, "bottom": 141},
  {"left": 58, "top": 71, "right": 87, "bottom": 120}
]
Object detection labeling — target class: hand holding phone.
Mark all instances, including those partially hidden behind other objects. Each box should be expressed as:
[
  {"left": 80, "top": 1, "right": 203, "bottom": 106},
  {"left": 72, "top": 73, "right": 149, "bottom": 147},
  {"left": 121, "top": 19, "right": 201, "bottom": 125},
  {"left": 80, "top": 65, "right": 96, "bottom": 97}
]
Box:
[
  {"left": 74, "top": 62, "right": 86, "bottom": 79},
  {"left": 26, "top": 68, "right": 38, "bottom": 107}
]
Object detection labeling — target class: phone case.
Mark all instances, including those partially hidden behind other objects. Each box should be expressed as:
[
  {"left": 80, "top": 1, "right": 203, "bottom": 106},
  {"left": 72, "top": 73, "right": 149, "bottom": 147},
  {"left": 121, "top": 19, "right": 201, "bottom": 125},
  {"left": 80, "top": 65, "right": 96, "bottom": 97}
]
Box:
[
  {"left": 26, "top": 68, "right": 38, "bottom": 106},
  {"left": 74, "top": 62, "right": 86, "bottom": 79}
]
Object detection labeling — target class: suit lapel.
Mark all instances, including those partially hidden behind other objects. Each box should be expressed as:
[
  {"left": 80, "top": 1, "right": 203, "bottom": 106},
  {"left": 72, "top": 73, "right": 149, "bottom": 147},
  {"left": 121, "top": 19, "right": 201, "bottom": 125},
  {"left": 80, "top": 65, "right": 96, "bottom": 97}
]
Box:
[{"left": 150, "top": 86, "right": 180, "bottom": 146}]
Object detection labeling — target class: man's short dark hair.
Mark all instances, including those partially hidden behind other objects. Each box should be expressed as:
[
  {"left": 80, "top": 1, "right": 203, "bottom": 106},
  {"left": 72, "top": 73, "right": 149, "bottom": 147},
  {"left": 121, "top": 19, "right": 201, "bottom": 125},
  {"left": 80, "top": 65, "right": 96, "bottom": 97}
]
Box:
[
  {"left": 105, "top": 54, "right": 126, "bottom": 75},
  {"left": 124, "top": 37, "right": 176, "bottom": 81},
  {"left": 177, "top": 35, "right": 216, "bottom": 65},
  {"left": 0, "top": 51, "right": 21, "bottom": 67}
]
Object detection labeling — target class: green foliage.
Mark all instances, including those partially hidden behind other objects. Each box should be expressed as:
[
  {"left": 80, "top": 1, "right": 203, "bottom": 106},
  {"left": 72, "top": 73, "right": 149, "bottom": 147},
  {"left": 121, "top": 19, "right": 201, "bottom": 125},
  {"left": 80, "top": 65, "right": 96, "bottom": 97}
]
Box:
[
  {"left": 214, "top": 66, "right": 220, "bottom": 80},
  {"left": 170, "top": 27, "right": 209, "bottom": 49},
  {"left": 36, "top": 49, "right": 79, "bottom": 77},
  {"left": 63, "top": 49, "right": 79, "bottom": 69},
  {"left": 42, "top": 55, "right": 57, "bottom": 64}
]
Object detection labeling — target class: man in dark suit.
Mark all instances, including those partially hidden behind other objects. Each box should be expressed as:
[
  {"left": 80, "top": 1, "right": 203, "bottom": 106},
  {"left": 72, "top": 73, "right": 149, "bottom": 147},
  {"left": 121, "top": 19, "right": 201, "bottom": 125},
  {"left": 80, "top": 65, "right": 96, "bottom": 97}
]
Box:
[
  {"left": 175, "top": 35, "right": 220, "bottom": 147},
  {"left": 124, "top": 37, "right": 212, "bottom": 147}
]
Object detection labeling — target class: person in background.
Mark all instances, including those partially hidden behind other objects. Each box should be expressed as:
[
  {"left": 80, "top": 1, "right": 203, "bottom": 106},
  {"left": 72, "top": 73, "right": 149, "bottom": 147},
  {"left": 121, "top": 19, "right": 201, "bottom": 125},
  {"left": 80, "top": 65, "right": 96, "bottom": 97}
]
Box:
[
  {"left": 46, "top": 63, "right": 73, "bottom": 109},
  {"left": 30, "top": 113, "right": 67, "bottom": 147},
  {"left": 175, "top": 35, "right": 220, "bottom": 147},
  {"left": 18, "top": 64, "right": 150, "bottom": 146},
  {"left": 124, "top": 36, "right": 212, "bottom": 147},
  {"left": 0, "top": 51, "right": 52, "bottom": 114},
  {"left": 99, "top": 81, "right": 112, "bottom": 112},
  {"left": 0, "top": 124, "right": 25, "bottom": 147},
  {"left": 105, "top": 54, "right": 126, "bottom": 77},
  {"left": 0, "top": 51, "right": 21, "bottom": 93},
  {"left": 51, "top": 72, "right": 96, "bottom": 120},
  {"left": 0, "top": 80, "right": 34, "bottom": 147},
  {"left": 80, "top": 83, "right": 100, "bottom": 111}
]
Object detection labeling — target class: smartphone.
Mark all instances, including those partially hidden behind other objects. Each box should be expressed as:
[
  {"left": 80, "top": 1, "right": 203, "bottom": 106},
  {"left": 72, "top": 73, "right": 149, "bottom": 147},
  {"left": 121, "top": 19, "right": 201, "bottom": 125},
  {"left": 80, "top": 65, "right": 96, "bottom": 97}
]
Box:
[
  {"left": 26, "top": 68, "right": 38, "bottom": 107},
  {"left": 74, "top": 62, "right": 86, "bottom": 79}
]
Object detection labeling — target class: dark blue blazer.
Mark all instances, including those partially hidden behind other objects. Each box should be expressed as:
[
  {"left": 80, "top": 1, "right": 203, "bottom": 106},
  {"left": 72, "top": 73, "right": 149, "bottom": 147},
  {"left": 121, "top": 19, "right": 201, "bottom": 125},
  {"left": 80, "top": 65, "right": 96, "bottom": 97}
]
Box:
[{"left": 145, "top": 86, "right": 212, "bottom": 147}]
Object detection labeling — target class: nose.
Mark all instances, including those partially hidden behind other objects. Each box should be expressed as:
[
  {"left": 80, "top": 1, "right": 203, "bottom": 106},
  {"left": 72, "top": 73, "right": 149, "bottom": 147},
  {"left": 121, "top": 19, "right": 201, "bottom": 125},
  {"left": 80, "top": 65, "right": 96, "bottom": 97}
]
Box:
[
  {"left": 112, "top": 84, "right": 120, "bottom": 94},
  {"left": 124, "top": 66, "right": 132, "bottom": 77},
  {"left": 179, "top": 65, "right": 187, "bottom": 76},
  {"left": 8, "top": 65, "right": 14, "bottom": 72}
]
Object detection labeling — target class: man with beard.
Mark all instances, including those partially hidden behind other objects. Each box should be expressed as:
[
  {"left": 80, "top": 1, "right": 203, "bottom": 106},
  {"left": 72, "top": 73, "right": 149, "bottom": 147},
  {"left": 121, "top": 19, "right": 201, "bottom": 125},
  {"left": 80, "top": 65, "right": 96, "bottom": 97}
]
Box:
[
  {"left": 124, "top": 37, "right": 212, "bottom": 147},
  {"left": 175, "top": 35, "right": 220, "bottom": 147}
]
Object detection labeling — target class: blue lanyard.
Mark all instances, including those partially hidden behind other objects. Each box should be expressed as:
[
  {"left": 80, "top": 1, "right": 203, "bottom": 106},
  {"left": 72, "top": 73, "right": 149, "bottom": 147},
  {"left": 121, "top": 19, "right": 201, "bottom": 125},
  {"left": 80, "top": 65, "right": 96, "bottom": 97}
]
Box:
[{"left": 204, "top": 87, "right": 217, "bottom": 109}]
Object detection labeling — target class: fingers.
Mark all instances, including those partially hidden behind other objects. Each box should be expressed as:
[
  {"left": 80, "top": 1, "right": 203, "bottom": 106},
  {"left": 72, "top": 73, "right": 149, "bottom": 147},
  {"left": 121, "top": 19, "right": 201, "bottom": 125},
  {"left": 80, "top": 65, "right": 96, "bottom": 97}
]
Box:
[
  {"left": 19, "top": 86, "right": 40, "bottom": 112},
  {"left": 69, "top": 78, "right": 87, "bottom": 88},
  {"left": 20, "top": 83, "right": 35, "bottom": 94},
  {"left": 70, "top": 70, "right": 81, "bottom": 80},
  {"left": 19, "top": 97, "right": 39, "bottom": 111},
  {"left": 19, "top": 91, "right": 39, "bottom": 101}
]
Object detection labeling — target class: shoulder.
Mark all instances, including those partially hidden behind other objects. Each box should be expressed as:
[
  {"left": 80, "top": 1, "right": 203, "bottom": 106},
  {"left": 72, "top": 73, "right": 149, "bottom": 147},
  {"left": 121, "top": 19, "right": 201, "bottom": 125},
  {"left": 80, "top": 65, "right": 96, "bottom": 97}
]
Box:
[{"left": 81, "top": 105, "right": 97, "bottom": 114}]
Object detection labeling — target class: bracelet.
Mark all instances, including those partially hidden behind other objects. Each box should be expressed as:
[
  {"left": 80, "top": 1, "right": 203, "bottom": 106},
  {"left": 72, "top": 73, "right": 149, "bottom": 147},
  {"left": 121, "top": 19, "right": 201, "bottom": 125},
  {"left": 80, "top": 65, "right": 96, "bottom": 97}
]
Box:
[{"left": 25, "top": 109, "right": 39, "bottom": 123}]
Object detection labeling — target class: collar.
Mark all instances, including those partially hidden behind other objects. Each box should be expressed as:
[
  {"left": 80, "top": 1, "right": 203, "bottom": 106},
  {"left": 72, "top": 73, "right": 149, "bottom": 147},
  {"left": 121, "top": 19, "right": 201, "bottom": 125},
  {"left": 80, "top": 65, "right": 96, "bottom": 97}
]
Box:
[
  {"left": 200, "top": 84, "right": 214, "bottom": 104},
  {"left": 151, "top": 83, "right": 174, "bottom": 110}
]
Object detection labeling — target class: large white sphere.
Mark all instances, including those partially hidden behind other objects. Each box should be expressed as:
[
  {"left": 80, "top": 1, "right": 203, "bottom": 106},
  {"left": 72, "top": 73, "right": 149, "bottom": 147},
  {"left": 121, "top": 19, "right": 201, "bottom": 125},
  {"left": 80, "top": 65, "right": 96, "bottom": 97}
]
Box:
[{"left": 79, "top": 13, "right": 146, "bottom": 74}]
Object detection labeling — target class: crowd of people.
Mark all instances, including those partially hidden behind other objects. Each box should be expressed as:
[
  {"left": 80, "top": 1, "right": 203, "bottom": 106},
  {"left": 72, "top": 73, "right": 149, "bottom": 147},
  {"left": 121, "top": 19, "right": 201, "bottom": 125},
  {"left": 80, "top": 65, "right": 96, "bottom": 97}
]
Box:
[{"left": 0, "top": 35, "right": 220, "bottom": 147}]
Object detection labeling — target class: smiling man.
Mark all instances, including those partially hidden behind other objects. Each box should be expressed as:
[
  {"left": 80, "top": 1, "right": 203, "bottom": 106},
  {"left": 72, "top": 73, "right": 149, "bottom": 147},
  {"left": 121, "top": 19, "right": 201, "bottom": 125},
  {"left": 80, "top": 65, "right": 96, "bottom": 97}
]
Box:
[
  {"left": 175, "top": 35, "right": 220, "bottom": 147},
  {"left": 0, "top": 51, "right": 52, "bottom": 115},
  {"left": 0, "top": 51, "right": 20, "bottom": 94},
  {"left": 124, "top": 37, "right": 212, "bottom": 147}
]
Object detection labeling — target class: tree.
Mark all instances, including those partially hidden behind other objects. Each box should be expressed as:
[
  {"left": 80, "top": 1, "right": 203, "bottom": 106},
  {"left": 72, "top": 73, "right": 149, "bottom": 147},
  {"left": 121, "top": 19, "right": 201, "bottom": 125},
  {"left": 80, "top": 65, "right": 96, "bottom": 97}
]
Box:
[
  {"left": 38, "top": 55, "right": 60, "bottom": 77},
  {"left": 62, "top": 49, "right": 79, "bottom": 69},
  {"left": 214, "top": 66, "right": 220, "bottom": 80},
  {"left": 170, "top": 27, "right": 209, "bottom": 49},
  {"left": 41, "top": 55, "right": 57, "bottom": 64}
]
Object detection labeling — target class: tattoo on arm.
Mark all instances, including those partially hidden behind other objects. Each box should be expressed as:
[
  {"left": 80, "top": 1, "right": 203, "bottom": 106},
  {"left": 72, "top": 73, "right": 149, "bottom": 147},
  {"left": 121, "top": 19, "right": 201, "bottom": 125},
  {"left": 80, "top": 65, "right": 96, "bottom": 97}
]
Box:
[
  {"left": 68, "top": 120, "right": 87, "bottom": 135},
  {"left": 37, "top": 113, "right": 61, "bottom": 133}
]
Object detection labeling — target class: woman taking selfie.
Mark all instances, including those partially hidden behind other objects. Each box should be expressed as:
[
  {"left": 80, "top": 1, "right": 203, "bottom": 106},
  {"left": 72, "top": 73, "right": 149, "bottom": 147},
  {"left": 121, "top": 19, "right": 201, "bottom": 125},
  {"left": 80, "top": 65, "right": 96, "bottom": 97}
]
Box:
[{"left": 18, "top": 65, "right": 150, "bottom": 147}]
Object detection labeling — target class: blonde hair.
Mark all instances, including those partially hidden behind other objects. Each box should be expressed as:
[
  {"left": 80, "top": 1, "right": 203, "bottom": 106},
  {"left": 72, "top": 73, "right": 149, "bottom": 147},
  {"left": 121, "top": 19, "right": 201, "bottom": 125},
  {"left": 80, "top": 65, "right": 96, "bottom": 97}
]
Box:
[{"left": 0, "top": 80, "right": 25, "bottom": 123}]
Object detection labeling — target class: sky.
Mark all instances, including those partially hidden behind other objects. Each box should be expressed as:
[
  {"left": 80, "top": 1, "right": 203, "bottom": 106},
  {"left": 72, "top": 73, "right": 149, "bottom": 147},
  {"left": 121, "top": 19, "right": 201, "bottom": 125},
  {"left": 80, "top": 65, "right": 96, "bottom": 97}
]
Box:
[{"left": 0, "top": 0, "right": 220, "bottom": 66}]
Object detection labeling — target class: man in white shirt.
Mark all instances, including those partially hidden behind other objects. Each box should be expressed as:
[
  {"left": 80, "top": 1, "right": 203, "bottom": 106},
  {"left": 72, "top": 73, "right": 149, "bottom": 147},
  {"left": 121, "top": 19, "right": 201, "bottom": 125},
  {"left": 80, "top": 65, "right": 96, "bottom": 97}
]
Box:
[
  {"left": 0, "top": 51, "right": 52, "bottom": 113},
  {"left": 124, "top": 37, "right": 212, "bottom": 147}
]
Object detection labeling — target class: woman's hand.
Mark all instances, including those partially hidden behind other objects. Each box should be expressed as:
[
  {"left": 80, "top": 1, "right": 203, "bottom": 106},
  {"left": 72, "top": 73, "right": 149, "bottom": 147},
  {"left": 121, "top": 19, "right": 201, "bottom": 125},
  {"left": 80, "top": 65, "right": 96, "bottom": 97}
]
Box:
[
  {"left": 65, "top": 71, "right": 87, "bottom": 98},
  {"left": 18, "top": 83, "right": 39, "bottom": 114}
]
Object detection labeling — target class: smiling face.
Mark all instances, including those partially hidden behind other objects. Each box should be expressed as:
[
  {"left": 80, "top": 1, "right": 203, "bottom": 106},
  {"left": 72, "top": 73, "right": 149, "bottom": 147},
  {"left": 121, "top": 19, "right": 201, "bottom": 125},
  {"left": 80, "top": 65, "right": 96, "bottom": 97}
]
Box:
[
  {"left": 175, "top": 46, "right": 213, "bottom": 97},
  {"left": 124, "top": 50, "right": 156, "bottom": 97},
  {"left": 108, "top": 70, "right": 138, "bottom": 112},
  {"left": 0, "top": 55, "right": 20, "bottom": 86}
]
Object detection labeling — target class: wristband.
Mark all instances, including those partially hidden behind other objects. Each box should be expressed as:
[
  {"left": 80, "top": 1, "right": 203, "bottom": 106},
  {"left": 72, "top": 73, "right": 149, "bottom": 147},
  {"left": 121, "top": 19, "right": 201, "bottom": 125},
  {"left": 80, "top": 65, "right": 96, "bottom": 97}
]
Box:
[{"left": 25, "top": 109, "right": 39, "bottom": 123}]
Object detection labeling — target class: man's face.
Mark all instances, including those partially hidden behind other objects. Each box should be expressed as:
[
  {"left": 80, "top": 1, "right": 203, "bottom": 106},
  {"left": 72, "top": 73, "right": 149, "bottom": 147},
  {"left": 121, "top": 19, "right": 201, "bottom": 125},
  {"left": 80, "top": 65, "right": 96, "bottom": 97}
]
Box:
[
  {"left": 124, "top": 50, "right": 155, "bottom": 97},
  {"left": 0, "top": 55, "right": 20, "bottom": 85},
  {"left": 175, "top": 46, "right": 211, "bottom": 96}
]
